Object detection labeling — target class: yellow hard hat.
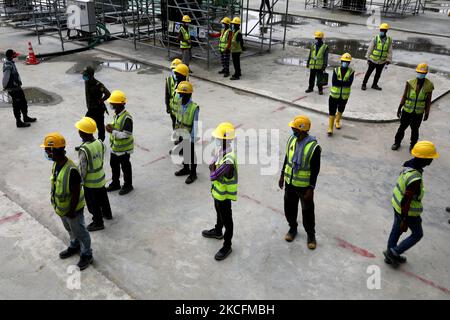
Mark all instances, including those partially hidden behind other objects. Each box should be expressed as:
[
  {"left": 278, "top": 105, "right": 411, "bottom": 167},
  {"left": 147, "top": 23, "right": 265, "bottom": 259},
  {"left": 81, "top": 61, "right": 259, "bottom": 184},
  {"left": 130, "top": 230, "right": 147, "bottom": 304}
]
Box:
[
  {"left": 75, "top": 116, "right": 97, "bottom": 134},
  {"left": 174, "top": 63, "right": 189, "bottom": 77},
  {"left": 212, "top": 122, "right": 236, "bottom": 140},
  {"left": 341, "top": 53, "right": 352, "bottom": 62},
  {"left": 176, "top": 81, "right": 193, "bottom": 94},
  {"left": 411, "top": 141, "right": 440, "bottom": 159},
  {"left": 379, "top": 23, "right": 390, "bottom": 30},
  {"left": 221, "top": 17, "right": 231, "bottom": 25},
  {"left": 40, "top": 132, "right": 66, "bottom": 148},
  {"left": 231, "top": 17, "right": 241, "bottom": 25},
  {"left": 289, "top": 115, "right": 311, "bottom": 132},
  {"left": 416, "top": 63, "right": 428, "bottom": 74},
  {"left": 170, "top": 58, "right": 182, "bottom": 69},
  {"left": 107, "top": 90, "right": 127, "bottom": 104},
  {"left": 314, "top": 31, "right": 324, "bottom": 39},
  {"left": 182, "top": 15, "right": 191, "bottom": 23}
]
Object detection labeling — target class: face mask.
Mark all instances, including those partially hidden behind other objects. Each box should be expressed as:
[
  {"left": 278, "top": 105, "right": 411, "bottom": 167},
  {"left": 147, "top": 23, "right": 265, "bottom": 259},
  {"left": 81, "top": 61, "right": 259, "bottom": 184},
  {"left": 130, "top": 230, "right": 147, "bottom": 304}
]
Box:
[
  {"left": 215, "top": 139, "right": 223, "bottom": 149},
  {"left": 222, "top": 24, "right": 227, "bottom": 29},
  {"left": 380, "top": 31, "right": 386, "bottom": 37},
  {"left": 292, "top": 129, "right": 300, "bottom": 138},
  {"left": 44, "top": 152, "right": 53, "bottom": 161},
  {"left": 417, "top": 73, "right": 426, "bottom": 79},
  {"left": 175, "top": 93, "right": 181, "bottom": 100},
  {"left": 82, "top": 75, "right": 89, "bottom": 81},
  {"left": 342, "top": 62, "right": 349, "bottom": 68}
]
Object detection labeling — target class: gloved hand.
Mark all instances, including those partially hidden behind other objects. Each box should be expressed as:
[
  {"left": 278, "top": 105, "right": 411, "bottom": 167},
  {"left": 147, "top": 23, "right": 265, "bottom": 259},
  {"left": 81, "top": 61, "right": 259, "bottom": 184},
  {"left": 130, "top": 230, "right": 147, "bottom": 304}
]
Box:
[
  {"left": 400, "top": 218, "right": 408, "bottom": 233},
  {"left": 397, "top": 106, "right": 402, "bottom": 119},
  {"left": 278, "top": 175, "right": 284, "bottom": 190},
  {"left": 423, "top": 113, "right": 429, "bottom": 121}
]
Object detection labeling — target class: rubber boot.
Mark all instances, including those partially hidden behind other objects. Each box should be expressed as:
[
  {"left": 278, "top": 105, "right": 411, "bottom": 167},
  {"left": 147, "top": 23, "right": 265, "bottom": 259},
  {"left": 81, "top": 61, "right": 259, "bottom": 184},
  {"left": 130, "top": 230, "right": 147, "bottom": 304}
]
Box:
[
  {"left": 335, "top": 112, "right": 342, "bottom": 129},
  {"left": 327, "top": 116, "right": 335, "bottom": 136}
]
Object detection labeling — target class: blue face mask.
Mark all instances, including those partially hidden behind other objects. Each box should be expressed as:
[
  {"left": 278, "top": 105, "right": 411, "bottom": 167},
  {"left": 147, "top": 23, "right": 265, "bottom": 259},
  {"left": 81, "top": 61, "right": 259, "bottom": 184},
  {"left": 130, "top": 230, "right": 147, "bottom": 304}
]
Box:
[
  {"left": 292, "top": 129, "right": 300, "bottom": 138},
  {"left": 380, "top": 31, "right": 386, "bottom": 37},
  {"left": 175, "top": 93, "right": 181, "bottom": 101},
  {"left": 342, "top": 62, "right": 349, "bottom": 68},
  {"left": 82, "top": 75, "right": 89, "bottom": 81},
  {"left": 222, "top": 24, "right": 227, "bottom": 29},
  {"left": 44, "top": 152, "right": 53, "bottom": 161},
  {"left": 417, "top": 73, "right": 426, "bottom": 79},
  {"left": 172, "top": 70, "right": 177, "bottom": 79}
]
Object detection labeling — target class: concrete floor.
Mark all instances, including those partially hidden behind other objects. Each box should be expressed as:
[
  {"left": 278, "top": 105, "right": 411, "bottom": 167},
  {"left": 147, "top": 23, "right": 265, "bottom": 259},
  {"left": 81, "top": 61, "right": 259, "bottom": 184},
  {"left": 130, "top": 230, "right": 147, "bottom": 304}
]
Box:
[{"left": 0, "top": 12, "right": 449, "bottom": 299}]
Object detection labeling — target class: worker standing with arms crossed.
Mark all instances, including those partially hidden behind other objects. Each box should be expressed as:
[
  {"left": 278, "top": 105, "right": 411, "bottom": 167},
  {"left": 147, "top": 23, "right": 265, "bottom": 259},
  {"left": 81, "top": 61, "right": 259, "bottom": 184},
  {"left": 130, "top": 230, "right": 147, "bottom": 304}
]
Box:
[
  {"left": 75, "top": 117, "right": 112, "bottom": 232},
  {"left": 361, "top": 23, "right": 393, "bottom": 91},
  {"left": 218, "top": 17, "right": 232, "bottom": 78},
  {"left": 179, "top": 15, "right": 192, "bottom": 66},
  {"left": 305, "top": 32, "right": 328, "bottom": 95},
  {"left": 202, "top": 122, "right": 238, "bottom": 261},
  {"left": 327, "top": 53, "right": 355, "bottom": 136},
  {"left": 41, "top": 132, "right": 93, "bottom": 270},
  {"left": 105, "top": 90, "right": 134, "bottom": 195},
  {"left": 391, "top": 63, "right": 434, "bottom": 152},
  {"left": 279, "top": 115, "right": 321, "bottom": 249},
  {"left": 230, "top": 17, "right": 244, "bottom": 81},
  {"left": 165, "top": 58, "right": 182, "bottom": 130},
  {"left": 384, "top": 141, "right": 439, "bottom": 267}
]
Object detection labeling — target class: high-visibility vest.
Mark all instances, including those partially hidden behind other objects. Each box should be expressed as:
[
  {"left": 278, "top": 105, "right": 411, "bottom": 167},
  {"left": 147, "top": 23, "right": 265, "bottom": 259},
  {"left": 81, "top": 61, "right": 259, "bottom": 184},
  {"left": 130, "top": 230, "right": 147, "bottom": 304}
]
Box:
[
  {"left": 110, "top": 110, "right": 134, "bottom": 153},
  {"left": 308, "top": 43, "right": 328, "bottom": 70},
  {"left": 180, "top": 26, "right": 191, "bottom": 49},
  {"left": 231, "top": 30, "right": 242, "bottom": 53},
  {"left": 174, "top": 101, "right": 199, "bottom": 133},
  {"left": 330, "top": 67, "right": 354, "bottom": 100},
  {"left": 403, "top": 78, "right": 434, "bottom": 115},
  {"left": 79, "top": 140, "right": 106, "bottom": 189},
  {"left": 167, "top": 75, "right": 176, "bottom": 114},
  {"left": 391, "top": 168, "right": 424, "bottom": 217},
  {"left": 284, "top": 136, "right": 318, "bottom": 188},
  {"left": 51, "top": 159, "right": 85, "bottom": 217},
  {"left": 219, "top": 28, "right": 231, "bottom": 52},
  {"left": 369, "top": 35, "right": 392, "bottom": 62},
  {"left": 211, "top": 151, "right": 238, "bottom": 201}
]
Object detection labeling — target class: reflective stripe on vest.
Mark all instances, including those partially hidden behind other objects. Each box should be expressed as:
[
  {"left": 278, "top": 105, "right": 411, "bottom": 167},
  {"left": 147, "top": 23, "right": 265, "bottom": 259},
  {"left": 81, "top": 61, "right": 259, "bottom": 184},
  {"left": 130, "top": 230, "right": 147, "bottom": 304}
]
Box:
[
  {"left": 369, "top": 35, "right": 391, "bottom": 62},
  {"left": 211, "top": 152, "right": 238, "bottom": 201},
  {"left": 219, "top": 29, "right": 231, "bottom": 52},
  {"left": 284, "top": 136, "right": 318, "bottom": 188},
  {"left": 391, "top": 168, "right": 424, "bottom": 217},
  {"left": 231, "top": 30, "right": 242, "bottom": 53},
  {"left": 180, "top": 26, "right": 191, "bottom": 49},
  {"left": 403, "top": 78, "right": 433, "bottom": 114},
  {"left": 174, "top": 101, "right": 198, "bottom": 133},
  {"left": 308, "top": 43, "right": 328, "bottom": 70},
  {"left": 80, "top": 140, "right": 106, "bottom": 188},
  {"left": 110, "top": 110, "right": 134, "bottom": 153},
  {"left": 167, "top": 75, "right": 176, "bottom": 114},
  {"left": 330, "top": 67, "right": 354, "bottom": 100},
  {"left": 51, "top": 159, "right": 85, "bottom": 217}
]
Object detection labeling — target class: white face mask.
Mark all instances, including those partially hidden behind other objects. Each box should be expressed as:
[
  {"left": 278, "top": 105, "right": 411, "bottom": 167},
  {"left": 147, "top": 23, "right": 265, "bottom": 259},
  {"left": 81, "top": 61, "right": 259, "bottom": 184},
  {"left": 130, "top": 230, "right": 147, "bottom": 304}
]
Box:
[{"left": 215, "top": 139, "right": 223, "bottom": 149}]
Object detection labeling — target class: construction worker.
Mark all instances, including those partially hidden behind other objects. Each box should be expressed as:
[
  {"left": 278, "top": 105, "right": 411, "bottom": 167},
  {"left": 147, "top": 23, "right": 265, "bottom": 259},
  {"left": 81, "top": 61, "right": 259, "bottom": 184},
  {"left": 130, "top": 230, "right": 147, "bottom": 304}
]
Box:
[
  {"left": 179, "top": 15, "right": 192, "bottom": 66},
  {"left": 218, "top": 17, "right": 232, "bottom": 77},
  {"left": 165, "top": 58, "right": 182, "bottom": 130},
  {"left": 362, "top": 23, "right": 393, "bottom": 91},
  {"left": 327, "top": 53, "right": 355, "bottom": 136},
  {"left": 384, "top": 141, "right": 439, "bottom": 267},
  {"left": 391, "top": 63, "right": 434, "bottom": 151},
  {"left": 75, "top": 117, "right": 112, "bottom": 232},
  {"left": 230, "top": 17, "right": 244, "bottom": 80},
  {"left": 83, "top": 66, "right": 111, "bottom": 142},
  {"left": 41, "top": 132, "right": 93, "bottom": 270},
  {"left": 305, "top": 31, "right": 328, "bottom": 95},
  {"left": 173, "top": 81, "right": 198, "bottom": 184},
  {"left": 2, "top": 48, "right": 36, "bottom": 128},
  {"left": 279, "top": 115, "right": 321, "bottom": 249},
  {"left": 105, "top": 90, "right": 134, "bottom": 195},
  {"left": 202, "top": 122, "right": 238, "bottom": 261},
  {"left": 170, "top": 63, "right": 189, "bottom": 144}
]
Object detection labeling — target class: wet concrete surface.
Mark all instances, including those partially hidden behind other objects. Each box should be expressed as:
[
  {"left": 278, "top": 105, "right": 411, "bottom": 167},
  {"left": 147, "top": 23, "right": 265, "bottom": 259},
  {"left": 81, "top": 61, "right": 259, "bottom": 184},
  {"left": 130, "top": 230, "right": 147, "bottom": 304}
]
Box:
[{"left": 0, "top": 87, "right": 62, "bottom": 107}]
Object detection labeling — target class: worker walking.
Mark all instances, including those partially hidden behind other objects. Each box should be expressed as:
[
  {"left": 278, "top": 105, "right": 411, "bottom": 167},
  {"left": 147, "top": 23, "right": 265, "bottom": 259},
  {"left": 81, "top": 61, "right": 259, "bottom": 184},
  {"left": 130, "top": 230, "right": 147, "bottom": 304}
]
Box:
[
  {"left": 165, "top": 58, "right": 182, "bottom": 130},
  {"left": 2, "top": 48, "right": 37, "bottom": 128},
  {"left": 41, "top": 132, "right": 93, "bottom": 270},
  {"left": 361, "top": 23, "right": 393, "bottom": 91},
  {"left": 105, "top": 90, "right": 134, "bottom": 195},
  {"left": 384, "top": 141, "right": 439, "bottom": 267},
  {"left": 279, "top": 115, "right": 321, "bottom": 249},
  {"left": 305, "top": 31, "right": 328, "bottom": 95},
  {"left": 230, "top": 17, "right": 244, "bottom": 81},
  {"left": 327, "top": 53, "right": 355, "bottom": 136},
  {"left": 202, "top": 122, "right": 238, "bottom": 261},
  {"left": 218, "top": 17, "right": 232, "bottom": 78},
  {"left": 392, "top": 63, "right": 434, "bottom": 151},
  {"left": 75, "top": 117, "right": 112, "bottom": 232},
  {"left": 179, "top": 15, "right": 192, "bottom": 66},
  {"left": 173, "top": 81, "right": 199, "bottom": 184},
  {"left": 83, "top": 66, "right": 111, "bottom": 142}
]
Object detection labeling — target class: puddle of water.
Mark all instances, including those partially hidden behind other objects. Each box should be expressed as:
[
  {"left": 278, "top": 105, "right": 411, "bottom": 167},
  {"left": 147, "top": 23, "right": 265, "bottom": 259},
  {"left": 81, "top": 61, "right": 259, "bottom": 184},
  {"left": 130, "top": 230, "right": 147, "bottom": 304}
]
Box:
[
  {"left": 320, "top": 20, "right": 349, "bottom": 27},
  {"left": 0, "top": 87, "right": 60, "bottom": 107}
]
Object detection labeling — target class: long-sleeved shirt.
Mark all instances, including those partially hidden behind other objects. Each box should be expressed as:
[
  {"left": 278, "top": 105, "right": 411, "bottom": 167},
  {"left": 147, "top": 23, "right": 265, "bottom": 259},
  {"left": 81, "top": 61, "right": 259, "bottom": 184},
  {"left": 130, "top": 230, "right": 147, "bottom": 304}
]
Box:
[
  {"left": 366, "top": 35, "right": 393, "bottom": 64},
  {"left": 399, "top": 79, "right": 433, "bottom": 114},
  {"left": 2, "top": 59, "right": 22, "bottom": 90},
  {"left": 332, "top": 67, "right": 354, "bottom": 87},
  {"left": 210, "top": 147, "right": 234, "bottom": 181},
  {"left": 111, "top": 109, "right": 133, "bottom": 156},
  {"left": 85, "top": 79, "right": 110, "bottom": 110},
  {"left": 306, "top": 42, "right": 329, "bottom": 69}
]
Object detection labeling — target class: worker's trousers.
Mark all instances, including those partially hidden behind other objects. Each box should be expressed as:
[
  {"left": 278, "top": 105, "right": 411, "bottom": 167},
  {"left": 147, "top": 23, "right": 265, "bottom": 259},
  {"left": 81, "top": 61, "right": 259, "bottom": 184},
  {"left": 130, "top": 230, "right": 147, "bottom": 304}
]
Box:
[
  {"left": 8, "top": 88, "right": 29, "bottom": 122},
  {"left": 86, "top": 108, "right": 106, "bottom": 141},
  {"left": 214, "top": 199, "right": 233, "bottom": 248},
  {"left": 308, "top": 69, "right": 324, "bottom": 91},
  {"left": 387, "top": 211, "right": 423, "bottom": 255},
  {"left": 394, "top": 110, "right": 423, "bottom": 147},
  {"left": 181, "top": 48, "right": 191, "bottom": 66},
  {"left": 328, "top": 96, "right": 348, "bottom": 115},
  {"left": 182, "top": 140, "right": 197, "bottom": 175},
  {"left": 284, "top": 184, "right": 315, "bottom": 235},
  {"left": 220, "top": 50, "right": 230, "bottom": 74},
  {"left": 110, "top": 153, "right": 133, "bottom": 187},
  {"left": 232, "top": 52, "right": 241, "bottom": 78},
  {"left": 84, "top": 186, "right": 112, "bottom": 226},
  {"left": 60, "top": 209, "right": 92, "bottom": 256},
  {"left": 362, "top": 61, "right": 385, "bottom": 86}
]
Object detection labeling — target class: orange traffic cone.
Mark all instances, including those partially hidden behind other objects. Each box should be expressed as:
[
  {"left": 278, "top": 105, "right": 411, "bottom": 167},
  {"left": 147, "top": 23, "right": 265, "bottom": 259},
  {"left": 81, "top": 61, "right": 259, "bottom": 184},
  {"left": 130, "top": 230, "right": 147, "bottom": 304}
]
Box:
[{"left": 26, "top": 42, "right": 39, "bottom": 65}]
